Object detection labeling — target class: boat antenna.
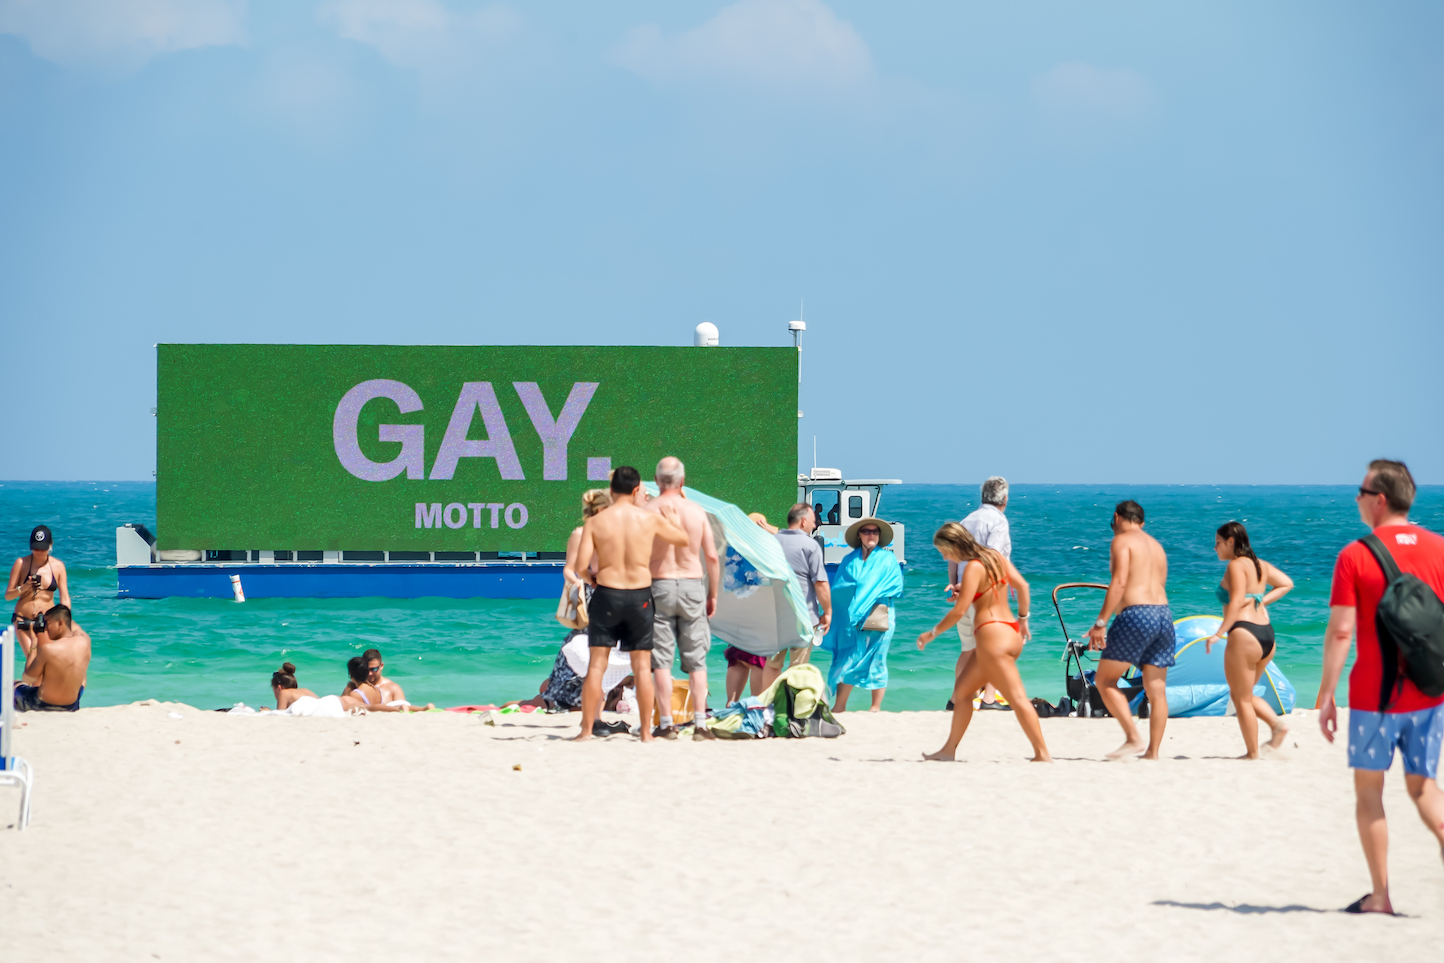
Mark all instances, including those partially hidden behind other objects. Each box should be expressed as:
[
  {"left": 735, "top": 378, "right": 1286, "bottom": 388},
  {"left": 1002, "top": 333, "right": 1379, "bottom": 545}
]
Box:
[{"left": 813, "top": 435, "right": 817, "bottom": 475}]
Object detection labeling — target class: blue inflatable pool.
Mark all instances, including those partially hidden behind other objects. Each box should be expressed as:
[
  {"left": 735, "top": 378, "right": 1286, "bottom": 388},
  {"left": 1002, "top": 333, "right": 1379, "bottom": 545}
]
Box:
[{"left": 1128, "top": 614, "right": 1297, "bottom": 717}]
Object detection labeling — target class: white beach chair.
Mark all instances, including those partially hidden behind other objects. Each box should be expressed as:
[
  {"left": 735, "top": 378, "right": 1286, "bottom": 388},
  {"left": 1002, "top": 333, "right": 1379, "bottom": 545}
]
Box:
[{"left": 0, "top": 626, "right": 34, "bottom": 830}]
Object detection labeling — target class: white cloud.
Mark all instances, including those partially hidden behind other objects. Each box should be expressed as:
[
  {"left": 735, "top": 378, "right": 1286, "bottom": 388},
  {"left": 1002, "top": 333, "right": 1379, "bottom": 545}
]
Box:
[
  {"left": 1031, "top": 62, "right": 1156, "bottom": 120},
  {"left": 0, "top": 0, "right": 245, "bottom": 68},
  {"left": 614, "top": 0, "right": 873, "bottom": 94},
  {"left": 320, "top": 0, "right": 519, "bottom": 73}
]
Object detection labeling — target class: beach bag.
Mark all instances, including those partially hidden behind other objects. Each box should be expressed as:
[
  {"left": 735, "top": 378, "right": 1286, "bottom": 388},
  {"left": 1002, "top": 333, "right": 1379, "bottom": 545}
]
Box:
[
  {"left": 1360, "top": 535, "right": 1444, "bottom": 705},
  {"left": 772, "top": 683, "right": 844, "bottom": 738},
  {"left": 556, "top": 581, "right": 588, "bottom": 630},
  {"left": 861, "top": 604, "right": 890, "bottom": 633},
  {"left": 651, "top": 680, "right": 694, "bottom": 727}
]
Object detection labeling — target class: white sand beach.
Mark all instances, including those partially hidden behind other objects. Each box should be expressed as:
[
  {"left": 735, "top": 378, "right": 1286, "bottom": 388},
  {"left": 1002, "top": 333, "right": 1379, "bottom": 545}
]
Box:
[{"left": 1, "top": 704, "right": 1441, "bottom": 961}]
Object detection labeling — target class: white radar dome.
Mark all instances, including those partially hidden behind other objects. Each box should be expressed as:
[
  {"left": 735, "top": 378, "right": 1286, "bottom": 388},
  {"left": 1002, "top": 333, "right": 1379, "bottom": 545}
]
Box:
[{"left": 694, "top": 322, "right": 719, "bottom": 347}]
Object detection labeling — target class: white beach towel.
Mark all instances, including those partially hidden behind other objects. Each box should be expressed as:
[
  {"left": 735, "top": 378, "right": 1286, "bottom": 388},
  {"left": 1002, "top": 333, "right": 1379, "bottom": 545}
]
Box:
[{"left": 282, "top": 695, "right": 348, "bottom": 718}]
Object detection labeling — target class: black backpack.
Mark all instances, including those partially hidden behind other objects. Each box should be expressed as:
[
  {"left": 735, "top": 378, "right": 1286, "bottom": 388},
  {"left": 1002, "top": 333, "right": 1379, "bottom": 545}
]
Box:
[{"left": 1360, "top": 533, "right": 1444, "bottom": 707}]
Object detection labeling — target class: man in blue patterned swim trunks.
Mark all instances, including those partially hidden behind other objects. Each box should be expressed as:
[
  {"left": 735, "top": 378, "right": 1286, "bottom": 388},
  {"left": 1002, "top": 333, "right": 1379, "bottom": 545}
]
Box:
[{"left": 1086, "top": 501, "right": 1174, "bottom": 760}]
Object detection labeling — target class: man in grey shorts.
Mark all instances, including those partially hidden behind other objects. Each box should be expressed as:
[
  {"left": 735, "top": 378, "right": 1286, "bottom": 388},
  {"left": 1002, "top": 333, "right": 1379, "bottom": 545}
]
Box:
[{"left": 646, "top": 457, "right": 721, "bottom": 741}]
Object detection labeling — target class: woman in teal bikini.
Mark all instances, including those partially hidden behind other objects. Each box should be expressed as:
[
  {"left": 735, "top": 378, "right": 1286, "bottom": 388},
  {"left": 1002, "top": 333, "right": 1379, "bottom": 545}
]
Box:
[{"left": 1205, "top": 521, "right": 1295, "bottom": 758}]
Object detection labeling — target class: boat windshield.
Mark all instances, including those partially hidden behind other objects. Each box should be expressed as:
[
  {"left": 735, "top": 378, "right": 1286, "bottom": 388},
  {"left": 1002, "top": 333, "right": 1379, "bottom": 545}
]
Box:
[{"left": 811, "top": 490, "right": 841, "bottom": 527}]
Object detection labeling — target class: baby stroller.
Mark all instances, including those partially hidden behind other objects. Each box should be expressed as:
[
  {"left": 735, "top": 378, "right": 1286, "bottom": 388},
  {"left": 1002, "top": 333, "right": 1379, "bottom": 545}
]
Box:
[{"left": 1051, "top": 583, "right": 1146, "bottom": 719}]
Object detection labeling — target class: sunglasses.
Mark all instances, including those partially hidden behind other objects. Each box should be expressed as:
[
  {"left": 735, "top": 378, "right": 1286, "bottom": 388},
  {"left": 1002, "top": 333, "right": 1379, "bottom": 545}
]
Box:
[
  {"left": 859, "top": 527, "right": 881, "bottom": 535},
  {"left": 1356, "top": 487, "right": 1382, "bottom": 499}
]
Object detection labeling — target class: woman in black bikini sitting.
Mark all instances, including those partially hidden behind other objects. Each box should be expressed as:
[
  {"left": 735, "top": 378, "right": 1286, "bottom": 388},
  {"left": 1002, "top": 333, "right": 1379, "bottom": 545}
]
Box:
[
  {"left": 5, "top": 525, "right": 70, "bottom": 661},
  {"left": 1205, "top": 521, "right": 1295, "bottom": 758},
  {"left": 338, "top": 656, "right": 427, "bottom": 712},
  {"left": 917, "top": 522, "right": 1051, "bottom": 763}
]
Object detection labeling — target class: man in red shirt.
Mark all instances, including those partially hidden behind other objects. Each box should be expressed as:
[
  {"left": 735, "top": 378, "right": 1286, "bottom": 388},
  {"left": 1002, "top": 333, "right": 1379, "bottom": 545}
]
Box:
[{"left": 1318, "top": 459, "right": 1444, "bottom": 915}]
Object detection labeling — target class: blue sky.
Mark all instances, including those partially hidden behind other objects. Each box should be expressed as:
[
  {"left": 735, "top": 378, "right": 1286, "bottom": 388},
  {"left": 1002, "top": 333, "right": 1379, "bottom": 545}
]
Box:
[{"left": 1, "top": 1, "right": 1440, "bottom": 484}]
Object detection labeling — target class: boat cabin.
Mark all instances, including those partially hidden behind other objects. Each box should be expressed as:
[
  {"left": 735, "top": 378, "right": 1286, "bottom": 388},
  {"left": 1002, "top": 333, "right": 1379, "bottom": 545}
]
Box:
[{"left": 797, "top": 469, "right": 907, "bottom": 568}]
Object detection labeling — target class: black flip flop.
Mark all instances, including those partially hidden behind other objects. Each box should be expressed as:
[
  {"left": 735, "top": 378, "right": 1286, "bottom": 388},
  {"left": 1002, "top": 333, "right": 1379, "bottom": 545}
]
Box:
[
  {"left": 592, "top": 719, "right": 630, "bottom": 737},
  {"left": 1343, "top": 894, "right": 1396, "bottom": 915}
]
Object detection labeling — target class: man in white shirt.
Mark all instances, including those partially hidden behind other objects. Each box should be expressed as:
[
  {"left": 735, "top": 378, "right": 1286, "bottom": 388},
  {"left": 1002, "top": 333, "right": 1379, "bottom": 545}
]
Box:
[{"left": 946, "top": 476, "right": 1012, "bottom": 709}]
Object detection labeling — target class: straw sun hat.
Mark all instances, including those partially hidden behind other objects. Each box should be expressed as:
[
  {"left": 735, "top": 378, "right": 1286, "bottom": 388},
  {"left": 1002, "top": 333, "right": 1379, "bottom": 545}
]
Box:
[{"left": 844, "top": 517, "right": 894, "bottom": 549}]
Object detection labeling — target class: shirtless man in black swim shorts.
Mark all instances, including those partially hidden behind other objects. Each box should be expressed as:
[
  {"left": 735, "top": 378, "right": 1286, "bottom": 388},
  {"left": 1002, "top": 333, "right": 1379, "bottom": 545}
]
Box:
[
  {"left": 572, "top": 466, "right": 690, "bottom": 743},
  {"left": 14, "top": 604, "right": 90, "bottom": 712}
]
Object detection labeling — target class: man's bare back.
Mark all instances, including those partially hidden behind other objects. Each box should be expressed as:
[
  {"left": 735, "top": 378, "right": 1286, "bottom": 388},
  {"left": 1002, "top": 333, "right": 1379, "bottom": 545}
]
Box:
[
  {"left": 1113, "top": 526, "right": 1169, "bottom": 608},
  {"left": 646, "top": 492, "right": 713, "bottom": 580},
  {"left": 578, "top": 493, "right": 689, "bottom": 590},
  {"left": 27, "top": 622, "right": 91, "bottom": 705}
]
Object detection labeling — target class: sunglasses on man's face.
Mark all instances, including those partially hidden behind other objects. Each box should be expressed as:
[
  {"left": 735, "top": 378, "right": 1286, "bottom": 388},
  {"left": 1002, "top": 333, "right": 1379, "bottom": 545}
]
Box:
[
  {"left": 368, "top": 664, "right": 383, "bottom": 672},
  {"left": 1356, "top": 487, "right": 1382, "bottom": 499}
]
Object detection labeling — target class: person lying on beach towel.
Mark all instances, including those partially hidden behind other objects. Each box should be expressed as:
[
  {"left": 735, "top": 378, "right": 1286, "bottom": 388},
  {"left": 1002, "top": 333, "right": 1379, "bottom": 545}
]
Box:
[
  {"left": 271, "top": 662, "right": 317, "bottom": 711},
  {"left": 504, "top": 632, "right": 634, "bottom": 712}
]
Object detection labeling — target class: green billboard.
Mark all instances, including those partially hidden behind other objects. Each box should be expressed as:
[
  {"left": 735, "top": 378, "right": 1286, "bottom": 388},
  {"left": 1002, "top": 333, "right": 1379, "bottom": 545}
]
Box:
[{"left": 156, "top": 344, "right": 798, "bottom": 551}]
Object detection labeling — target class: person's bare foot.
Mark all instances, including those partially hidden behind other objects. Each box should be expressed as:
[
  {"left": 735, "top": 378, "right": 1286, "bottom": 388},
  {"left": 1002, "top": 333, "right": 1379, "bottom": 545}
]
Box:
[
  {"left": 1267, "top": 724, "right": 1290, "bottom": 749},
  {"left": 1030, "top": 751, "right": 1053, "bottom": 763},
  {"left": 1237, "top": 752, "right": 1262, "bottom": 760},
  {"left": 868, "top": 706, "right": 881, "bottom": 713},
  {"left": 1106, "top": 739, "right": 1146, "bottom": 760},
  {"left": 1141, "top": 750, "right": 1160, "bottom": 760},
  {"left": 570, "top": 732, "right": 592, "bottom": 742},
  {"left": 922, "top": 749, "right": 956, "bottom": 762}
]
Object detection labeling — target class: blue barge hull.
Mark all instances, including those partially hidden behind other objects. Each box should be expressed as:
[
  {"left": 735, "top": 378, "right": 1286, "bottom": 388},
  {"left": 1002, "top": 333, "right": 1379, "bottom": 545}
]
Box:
[{"left": 116, "top": 563, "right": 566, "bottom": 600}]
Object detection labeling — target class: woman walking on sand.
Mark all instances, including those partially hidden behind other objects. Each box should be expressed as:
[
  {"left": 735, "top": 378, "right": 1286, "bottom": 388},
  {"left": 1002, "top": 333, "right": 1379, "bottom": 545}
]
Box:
[
  {"left": 918, "top": 523, "right": 1050, "bottom": 762},
  {"left": 1204, "top": 521, "right": 1294, "bottom": 758}
]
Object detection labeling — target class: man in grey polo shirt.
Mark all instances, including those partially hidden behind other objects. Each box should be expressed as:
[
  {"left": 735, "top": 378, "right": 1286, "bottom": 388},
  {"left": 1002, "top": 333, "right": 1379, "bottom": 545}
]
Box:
[
  {"left": 767, "top": 502, "right": 833, "bottom": 685},
  {"left": 946, "top": 476, "right": 1012, "bottom": 709}
]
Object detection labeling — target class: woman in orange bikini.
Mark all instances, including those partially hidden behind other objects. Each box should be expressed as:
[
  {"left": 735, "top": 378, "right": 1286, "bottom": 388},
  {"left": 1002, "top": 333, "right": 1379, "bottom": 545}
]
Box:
[
  {"left": 918, "top": 522, "right": 1050, "bottom": 762},
  {"left": 6, "top": 525, "right": 70, "bottom": 660}
]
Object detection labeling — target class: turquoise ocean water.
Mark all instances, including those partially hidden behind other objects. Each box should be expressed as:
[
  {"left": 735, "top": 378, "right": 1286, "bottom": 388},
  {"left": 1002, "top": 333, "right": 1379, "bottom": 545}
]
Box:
[{"left": 4, "top": 481, "right": 1439, "bottom": 711}]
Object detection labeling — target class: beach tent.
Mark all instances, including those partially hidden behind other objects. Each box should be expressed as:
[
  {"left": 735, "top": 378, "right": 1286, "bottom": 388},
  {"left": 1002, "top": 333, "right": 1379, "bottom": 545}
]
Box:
[
  {"left": 642, "top": 483, "right": 815, "bottom": 658},
  {"left": 1129, "top": 614, "right": 1297, "bottom": 718}
]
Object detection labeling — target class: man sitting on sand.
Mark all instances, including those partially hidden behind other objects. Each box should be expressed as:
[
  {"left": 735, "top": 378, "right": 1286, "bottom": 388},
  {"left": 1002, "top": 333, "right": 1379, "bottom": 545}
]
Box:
[
  {"left": 339, "top": 656, "right": 432, "bottom": 712},
  {"left": 344, "top": 647, "right": 429, "bottom": 708},
  {"left": 572, "top": 465, "right": 689, "bottom": 743},
  {"left": 1086, "top": 500, "right": 1173, "bottom": 760},
  {"left": 646, "top": 456, "right": 721, "bottom": 741},
  {"left": 14, "top": 604, "right": 90, "bottom": 712}
]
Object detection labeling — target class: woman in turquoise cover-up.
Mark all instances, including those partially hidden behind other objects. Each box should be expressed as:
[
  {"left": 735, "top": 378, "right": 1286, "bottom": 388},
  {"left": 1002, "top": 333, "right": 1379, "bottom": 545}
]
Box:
[{"left": 822, "top": 518, "right": 904, "bottom": 712}]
